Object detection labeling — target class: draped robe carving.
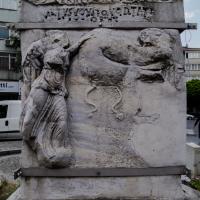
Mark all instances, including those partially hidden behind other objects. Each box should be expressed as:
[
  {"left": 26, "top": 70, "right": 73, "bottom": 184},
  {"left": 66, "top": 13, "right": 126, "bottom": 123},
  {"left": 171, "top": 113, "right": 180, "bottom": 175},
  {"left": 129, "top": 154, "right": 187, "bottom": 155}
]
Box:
[{"left": 20, "top": 31, "right": 90, "bottom": 168}]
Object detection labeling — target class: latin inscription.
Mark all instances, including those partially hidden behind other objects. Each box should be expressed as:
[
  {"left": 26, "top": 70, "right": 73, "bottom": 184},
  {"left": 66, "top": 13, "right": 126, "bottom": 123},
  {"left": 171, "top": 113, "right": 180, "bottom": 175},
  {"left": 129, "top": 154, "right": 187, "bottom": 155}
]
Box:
[
  {"left": 24, "top": 0, "right": 182, "bottom": 25},
  {"left": 44, "top": 5, "right": 154, "bottom": 22}
]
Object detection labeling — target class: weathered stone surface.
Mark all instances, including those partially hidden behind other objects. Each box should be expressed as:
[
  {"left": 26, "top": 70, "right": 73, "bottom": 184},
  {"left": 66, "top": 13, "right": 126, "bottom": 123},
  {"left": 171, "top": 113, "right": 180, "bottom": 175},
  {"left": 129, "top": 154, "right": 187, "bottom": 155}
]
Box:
[
  {"left": 20, "top": 28, "right": 185, "bottom": 169},
  {"left": 0, "top": 155, "right": 20, "bottom": 180},
  {"left": 8, "top": 177, "right": 200, "bottom": 200},
  {"left": 70, "top": 28, "right": 185, "bottom": 168},
  {"left": 26, "top": 0, "right": 175, "bottom": 5},
  {"left": 0, "top": 140, "right": 21, "bottom": 151},
  {"left": 20, "top": 0, "right": 184, "bottom": 24},
  {"left": 20, "top": 31, "right": 91, "bottom": 168},
  {"left": 16, "top": 26, "right": 196, "bottom": 199},
  {"left": 16, "top": 0, "right": 197, "bottom": 198}
]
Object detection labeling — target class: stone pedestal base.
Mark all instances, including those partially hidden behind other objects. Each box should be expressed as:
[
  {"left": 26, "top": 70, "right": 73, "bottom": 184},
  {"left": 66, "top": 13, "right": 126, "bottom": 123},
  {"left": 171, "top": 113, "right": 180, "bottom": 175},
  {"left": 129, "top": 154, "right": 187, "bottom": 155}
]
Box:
[{"left": 8, "top": 176, "right": 200, "bottom": 200}]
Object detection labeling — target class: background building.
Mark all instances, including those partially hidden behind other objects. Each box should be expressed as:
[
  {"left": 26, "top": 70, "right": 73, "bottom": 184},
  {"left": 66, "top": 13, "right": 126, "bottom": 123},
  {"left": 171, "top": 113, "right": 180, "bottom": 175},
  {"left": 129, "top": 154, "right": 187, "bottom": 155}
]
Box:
[
  {"left": 184, "top": 47, "right": 200, "bottom": 81},
  {"left": 0, "top": 0, "right": 21, "bottom": 100}
]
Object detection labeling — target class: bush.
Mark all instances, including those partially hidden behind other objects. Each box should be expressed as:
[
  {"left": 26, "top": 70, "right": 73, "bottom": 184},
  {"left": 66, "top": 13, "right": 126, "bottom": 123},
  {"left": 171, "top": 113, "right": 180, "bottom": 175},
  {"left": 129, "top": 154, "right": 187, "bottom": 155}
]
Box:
[
  {"left": 0, "top": 178, "right": 19, "bottom": 200},
  {"left": 190, "top": 178, "right": 200, "bottom": 191},
  {"left": 187, "top": 79, "right": 200, "bottom": 113}
]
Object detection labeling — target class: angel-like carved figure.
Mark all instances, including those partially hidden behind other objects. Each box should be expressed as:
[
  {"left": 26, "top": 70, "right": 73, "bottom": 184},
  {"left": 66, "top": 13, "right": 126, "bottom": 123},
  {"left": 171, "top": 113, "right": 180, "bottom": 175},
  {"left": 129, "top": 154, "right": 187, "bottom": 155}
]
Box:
[{"left": 20, "top": 31, "right": 90, "bottom": 168}]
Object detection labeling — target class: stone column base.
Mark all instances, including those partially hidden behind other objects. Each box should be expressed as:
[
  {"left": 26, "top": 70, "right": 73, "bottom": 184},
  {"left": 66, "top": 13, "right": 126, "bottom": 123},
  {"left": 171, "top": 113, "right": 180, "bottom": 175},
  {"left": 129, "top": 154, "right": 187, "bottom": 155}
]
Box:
[{"left": 8, "top": 176, "right": 200, "bottom": 200}]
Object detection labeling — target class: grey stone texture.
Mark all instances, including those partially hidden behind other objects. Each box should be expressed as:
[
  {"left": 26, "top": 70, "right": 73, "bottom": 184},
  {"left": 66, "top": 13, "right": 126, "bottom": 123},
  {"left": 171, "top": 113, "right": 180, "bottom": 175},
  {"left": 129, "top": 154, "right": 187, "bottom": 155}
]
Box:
[
  {"left": 21, "top": 31, "right": 91, "bottom": 168},
  {"left": 8, "top": 177, "right": 200, "bottom": 200},
  {"left": 20, "top": 0, "right": 184, "bottom": 24},
  {"left": 14, "top": 0, "right": 200, "bottom": 199},
  {"left": 0, "top": 140, "right": 21, "bottom": 151},
  {"left": 12, "top": 28, "right": 200, "bottom": 199},
  {"left": 0, "top": 141, "right": 21, "bottom": 180},
  {"left": 0, "top": 155, "right": 20, "bottom": 180},
  {"left": 26, "top": 0, "right": 174, "bottom": 5},
  {"left": 20, "top": 28, "right": 185, "bottom": 169}
]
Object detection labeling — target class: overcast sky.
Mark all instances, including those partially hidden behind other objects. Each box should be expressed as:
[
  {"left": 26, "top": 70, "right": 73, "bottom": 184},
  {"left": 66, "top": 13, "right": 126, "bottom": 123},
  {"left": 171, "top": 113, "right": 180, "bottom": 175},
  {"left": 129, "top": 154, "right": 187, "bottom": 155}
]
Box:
[{"left": 181, "top": 0, "right": 200, "bottom": 48}]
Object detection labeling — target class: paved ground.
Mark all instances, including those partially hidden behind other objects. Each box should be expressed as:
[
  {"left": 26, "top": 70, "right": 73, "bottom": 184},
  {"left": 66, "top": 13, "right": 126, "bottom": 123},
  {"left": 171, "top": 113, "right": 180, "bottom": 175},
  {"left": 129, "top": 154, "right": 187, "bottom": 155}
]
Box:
[
  {"left": 0, "top": 134, "right": 22, "bottom": 181},
  {"left": 0, "top": 155, "right": 20, "bottom": 180},
  {"left": 0, "top": 140, "right": 22, "bottom": 151}
]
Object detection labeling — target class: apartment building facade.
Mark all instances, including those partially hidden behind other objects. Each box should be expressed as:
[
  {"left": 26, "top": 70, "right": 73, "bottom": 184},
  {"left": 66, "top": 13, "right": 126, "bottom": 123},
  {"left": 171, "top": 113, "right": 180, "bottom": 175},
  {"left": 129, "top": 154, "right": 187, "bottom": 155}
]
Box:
[
  {"left": 0, "top": 0, "right": 21, "bottom": 100},
  {"left": 184, "top": 47, "right": 200, "bottom": 82}
]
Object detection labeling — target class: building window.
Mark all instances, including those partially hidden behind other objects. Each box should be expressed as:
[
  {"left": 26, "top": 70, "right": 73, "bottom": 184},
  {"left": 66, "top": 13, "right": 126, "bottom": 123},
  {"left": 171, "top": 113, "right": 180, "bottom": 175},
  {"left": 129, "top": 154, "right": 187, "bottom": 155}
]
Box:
[
  {"left": 193, "top": 75, "right": 200, "bottom": 80},
  {"left": 0, "top": 26, "right": 9, "bottom": 39},
  {"left": 0, "top": 105, "right": 7, "bottom": 118},
  {"left": 185, "top": 64, "right": 200, "bottom": 71},
  {"left": 188, "top": 52, "right": 200, "bottom": 59},
  {"left": 0, "top": 53, "right": 9, "bottom": 70},
  {"left": 10, "top": 53, "right": 17, "bottom": 71},
  {"left": 0, "top": 0, "right": 17, "bottom": 10},
  {"left": 0, "top": 52, "right": 17, "bottom": 71}
]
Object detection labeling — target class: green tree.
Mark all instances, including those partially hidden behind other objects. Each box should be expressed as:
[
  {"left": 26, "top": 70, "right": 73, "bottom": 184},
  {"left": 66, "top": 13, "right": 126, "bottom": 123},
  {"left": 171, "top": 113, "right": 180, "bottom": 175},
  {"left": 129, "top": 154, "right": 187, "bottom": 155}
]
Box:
[
  {"left": 186, "top": 79, "right": 200, "bottom": 113},
  {"left": 187, "top": 79, "right": 200, "bottom": 137}
]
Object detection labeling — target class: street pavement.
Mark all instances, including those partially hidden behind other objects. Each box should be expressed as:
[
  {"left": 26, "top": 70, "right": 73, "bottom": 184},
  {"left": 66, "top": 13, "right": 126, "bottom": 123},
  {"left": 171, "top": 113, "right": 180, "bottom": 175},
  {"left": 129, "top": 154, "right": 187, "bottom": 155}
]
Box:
[
  {"left": 0, "top": 134, "right": 21, "bottom": 181},
  {"left": 0, "top": 140, "right": 21, "bottom": 151},
  {"left": 0, "top": 154, "right": 20, "bottom": 180}
]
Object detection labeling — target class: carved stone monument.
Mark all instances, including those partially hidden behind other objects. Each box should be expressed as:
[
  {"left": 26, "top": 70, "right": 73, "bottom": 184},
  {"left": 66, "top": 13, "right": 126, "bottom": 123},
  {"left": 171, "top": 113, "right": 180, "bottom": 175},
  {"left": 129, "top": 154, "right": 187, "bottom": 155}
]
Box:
[{"left": 9, "top": 0, "right": 200, "bottom": 199}]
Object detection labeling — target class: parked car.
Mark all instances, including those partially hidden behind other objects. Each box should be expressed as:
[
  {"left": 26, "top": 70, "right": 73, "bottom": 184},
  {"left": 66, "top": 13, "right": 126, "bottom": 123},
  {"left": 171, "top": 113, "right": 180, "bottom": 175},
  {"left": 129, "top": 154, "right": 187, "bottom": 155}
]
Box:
[
  {"left": 0, "top": 100, "right": 21, "bottom": 133},
  {"left": 187, "top": 114, "right": 195, "bottom": 120}
]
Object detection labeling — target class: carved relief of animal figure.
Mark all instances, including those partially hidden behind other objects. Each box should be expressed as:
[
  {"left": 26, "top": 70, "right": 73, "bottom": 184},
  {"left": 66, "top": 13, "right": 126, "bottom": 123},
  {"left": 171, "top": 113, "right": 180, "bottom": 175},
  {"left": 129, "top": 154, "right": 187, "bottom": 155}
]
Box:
[{"left": 78, "top": 28, "right": 183, "bottom": 120}]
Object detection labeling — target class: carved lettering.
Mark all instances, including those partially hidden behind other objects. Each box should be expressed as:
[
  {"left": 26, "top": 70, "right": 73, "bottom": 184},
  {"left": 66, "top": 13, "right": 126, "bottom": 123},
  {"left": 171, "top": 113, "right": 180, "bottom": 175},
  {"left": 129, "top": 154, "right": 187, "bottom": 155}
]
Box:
[{"left": 43, "top": 5, "right": 154, "bottom": 22}]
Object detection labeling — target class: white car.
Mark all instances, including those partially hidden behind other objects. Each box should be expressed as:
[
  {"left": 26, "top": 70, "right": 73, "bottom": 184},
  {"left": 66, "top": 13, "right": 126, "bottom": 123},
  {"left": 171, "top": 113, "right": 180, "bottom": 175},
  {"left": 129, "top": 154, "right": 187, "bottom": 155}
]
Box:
[{"left": 0, "top": 100, "right": 21, "bottom": 133}]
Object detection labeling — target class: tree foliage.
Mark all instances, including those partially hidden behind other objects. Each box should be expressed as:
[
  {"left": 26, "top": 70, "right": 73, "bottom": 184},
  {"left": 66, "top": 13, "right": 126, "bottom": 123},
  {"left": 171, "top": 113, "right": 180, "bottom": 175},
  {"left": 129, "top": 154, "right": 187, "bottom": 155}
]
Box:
[
  {"left": 0, "top": 179, "right": 19, "bottom": 200},
  {"left": 187, "top": 79, "right": 200, "bottom": 98},
  {"left": 187, "top": 80, "right": 200, "bottom": 137},
  {"left": 187, "top": 79, "right": 200, "bottom": 113}
]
